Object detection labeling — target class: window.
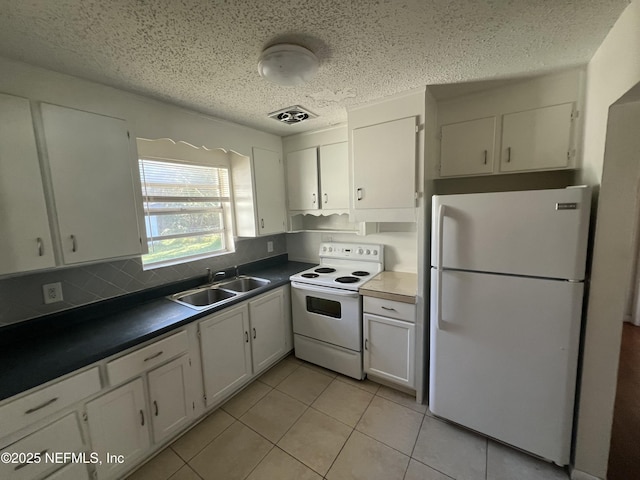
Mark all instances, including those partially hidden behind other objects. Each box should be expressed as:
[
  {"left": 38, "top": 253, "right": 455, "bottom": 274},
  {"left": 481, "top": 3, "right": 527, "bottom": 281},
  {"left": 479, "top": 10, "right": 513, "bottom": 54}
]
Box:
[{"left": 137, "top": 139, "right": 234, "bottom": 267}]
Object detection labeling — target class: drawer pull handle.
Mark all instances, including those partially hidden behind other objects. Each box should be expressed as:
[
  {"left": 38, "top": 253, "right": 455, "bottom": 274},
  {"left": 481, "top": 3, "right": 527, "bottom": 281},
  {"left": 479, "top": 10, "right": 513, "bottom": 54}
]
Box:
[
  {"left": 324, "top": 193, "right": 328, "bottom": 204},
  {"left": 154, "top": 400, "right": 159, "bottom": 416},
  {"left": 143, "top": 351, "right": 163, "bottom": 362},
  {"left": 483, "top": 149, "right": 488, "bottom": 165},
  {"left": 71, "top": 234, "right": 77, "bottom": 252},
  {"left": 381, "top": 306, "right": 397, "bottom": 311},
  {"left": 25, "top": 397, "right": 58, "bottom": 414},
  {"left": 253, "top": 328, "right": 257, "bottom": 339},
  {"left": 37, "top": 237, "right": 44, "bottom": 257},
  {"left": 140, "top": 409, "right": 145, "bottom": 426},
  {"left": 14, "top": 449, "right": 48, "bottom": 471},
  {"left": 365, "top": 339, "right": 368, "bottom": 350},
  {"left": 245, "top": 331, "right": 249, "bottom": 343}
]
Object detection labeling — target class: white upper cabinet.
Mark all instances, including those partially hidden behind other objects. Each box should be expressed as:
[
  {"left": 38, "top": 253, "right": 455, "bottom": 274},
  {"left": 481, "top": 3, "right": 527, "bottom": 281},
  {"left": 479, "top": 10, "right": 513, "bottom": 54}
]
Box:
[
  {"left": 500, "top": 103, "right": 574, "bottom": 172},
  {"left": 285, "top": 142, "right": 349, "bottom": 213},
  {"left": 0, "top": 93, "right": 55, "bottom": 276},
  {"left": 41, "top": 103, "right": 142, "bottom": 264},
  {"left": 286, "top": 147, "right": 319, "bottom": 210},
  {"left": 319, "top": 142, "right": 349, "bottom": 210},
  {"left": 440, "top": 116, "right": 496, "bottom": 177},
  {"left": 232, "top": 148, "right": 286, "bottom": 236},
  {"left": 352, "top": 116, "right": 417, "bottom": 211}
]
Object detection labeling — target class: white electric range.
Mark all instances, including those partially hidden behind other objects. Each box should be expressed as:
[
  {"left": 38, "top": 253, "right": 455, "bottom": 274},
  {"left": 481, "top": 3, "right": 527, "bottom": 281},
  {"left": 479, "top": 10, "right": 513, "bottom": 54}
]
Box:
[{"left": 290, "top": 242, "right": 384, "bottom": 379}]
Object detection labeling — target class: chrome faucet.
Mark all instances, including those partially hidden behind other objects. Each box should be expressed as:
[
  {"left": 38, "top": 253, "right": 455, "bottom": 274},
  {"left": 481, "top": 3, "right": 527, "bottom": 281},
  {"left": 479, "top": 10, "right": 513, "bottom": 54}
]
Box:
[{"left": 206, "top": 268, "right": 226, "bottom": 283}]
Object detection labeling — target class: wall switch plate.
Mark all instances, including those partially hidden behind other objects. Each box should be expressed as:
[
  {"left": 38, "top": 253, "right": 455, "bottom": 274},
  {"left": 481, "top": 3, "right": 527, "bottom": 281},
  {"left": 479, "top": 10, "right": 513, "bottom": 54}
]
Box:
[
  {"left": 43, "top": 282, "right": 64, "bottom": 304},
  {"left": 267, "top": 241, "right": 274, "bottom": 253}
]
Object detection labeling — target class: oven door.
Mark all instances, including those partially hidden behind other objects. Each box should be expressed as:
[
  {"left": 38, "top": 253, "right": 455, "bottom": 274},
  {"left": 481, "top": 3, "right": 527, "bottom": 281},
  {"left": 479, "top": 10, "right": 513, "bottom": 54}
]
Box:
[{"left": 291, "top": 281, "right": 362, "bottom": 351}]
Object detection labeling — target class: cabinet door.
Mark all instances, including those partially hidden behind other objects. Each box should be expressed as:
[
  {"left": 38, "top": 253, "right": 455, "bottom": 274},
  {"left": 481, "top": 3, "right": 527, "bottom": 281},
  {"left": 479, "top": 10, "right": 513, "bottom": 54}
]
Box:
[
  {"left": 0, "top": 93, "right": 55, "bottom": 275},
  {"left": 319, "top": 142, "right": 349, "bottom": 210},
  {"left": 148, "top": 355, "right": 193, "bottom": 443},
  {"left": 364, "top": 313, "right": 415, "bottom": 388},
  {"left": 352, "top": 116, "right": 416, "bottom": 210},
  {"left": 249, "top": 289, "right": 286, "bottom": 374},
  {"left": 200, "top": 304, "right": 252, "bottom": 407},
  {"left": 86, "top": 379, "right": 149, "bottom": 479},
  {"left": 41, "top": 104, "right": 142, "bottom": 264},
  {"left": 500, "top": 103, "right": 573, "bottom": 172},
  {"left": 440, "top": 117, "right": 495, "bottom": 177},
  {"left": 253, "top": 148, "right": 286, "bottom": 235},
  {"left": 286, "top": 147, "right": 319, "bottom": 210},
  {"left": 45, "top": 462, "right": 90, "bottom": 480}
]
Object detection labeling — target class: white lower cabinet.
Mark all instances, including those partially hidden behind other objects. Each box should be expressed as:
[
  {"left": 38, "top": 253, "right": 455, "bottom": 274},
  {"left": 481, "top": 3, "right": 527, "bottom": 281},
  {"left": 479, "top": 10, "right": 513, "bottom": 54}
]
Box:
[
  {"left": 45, "top": 462, "right": 90, "bottom": 480},
  {"left": 200, "top": 286, "right": 288, "bottom": 407},
  {"left": 200, "top": 304, "right": 253, "bottom": 408},
  {"left": 148, "top": 355, "right": 194, "bottom": 443},
  {"left": 249, "top": 289, "right": 286, "bottom": 374},
  {"left": 363, "top": 298, "right": 416, "bottom": 389},
  {"left": 0, "top": 413, "right": 85, "bottom": 480},
  {"left": 86, "top": 379, "right": 150, "bottom": 480}
]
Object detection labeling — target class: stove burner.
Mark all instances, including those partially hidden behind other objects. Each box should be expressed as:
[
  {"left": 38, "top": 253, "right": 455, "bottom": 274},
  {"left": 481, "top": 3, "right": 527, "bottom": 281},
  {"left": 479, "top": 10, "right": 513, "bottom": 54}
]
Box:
[
  {"left": 335, "top": 276, "right": 360, "bottom": 284},
  {"left": 352, "top": 271, "right": 370, "bottom": 277},
  {"left": 315, "top": 267, "right": 336, "bottom": 274},
  {"left": 301, "top": 273, "right": 320, "bottom": 278}
]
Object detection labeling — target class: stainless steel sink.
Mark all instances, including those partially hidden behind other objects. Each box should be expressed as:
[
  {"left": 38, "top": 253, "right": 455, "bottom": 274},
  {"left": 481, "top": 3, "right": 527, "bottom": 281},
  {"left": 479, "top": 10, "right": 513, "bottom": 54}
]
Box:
[
  {"left": 219, "top": 276, "right": 271, "bottom": 292},
  {"left": 169, "top": 286, "right": 237, "bottom": 310},
  {"left": 168, "top": 276, "right": 271, "bottom": 310}
]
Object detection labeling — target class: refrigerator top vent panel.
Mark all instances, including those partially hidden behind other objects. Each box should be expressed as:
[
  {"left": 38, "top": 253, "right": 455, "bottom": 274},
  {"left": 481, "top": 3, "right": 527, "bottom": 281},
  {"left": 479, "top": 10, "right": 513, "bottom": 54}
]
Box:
[{"left": 431, "top": 187, "right": 591, "bottom": 281}]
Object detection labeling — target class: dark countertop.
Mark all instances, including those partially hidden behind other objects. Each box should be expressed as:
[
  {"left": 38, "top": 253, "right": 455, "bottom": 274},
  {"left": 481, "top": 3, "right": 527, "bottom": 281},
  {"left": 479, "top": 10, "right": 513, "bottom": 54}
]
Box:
[{"left": 0, "top": 256, "right": 314, "bottom": 402}]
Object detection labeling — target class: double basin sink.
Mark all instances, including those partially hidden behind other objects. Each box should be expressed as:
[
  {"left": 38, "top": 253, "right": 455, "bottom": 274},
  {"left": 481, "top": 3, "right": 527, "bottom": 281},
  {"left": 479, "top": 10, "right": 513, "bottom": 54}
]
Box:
[{"left": 168, "top": 276, "right": 271, "bottom": 311}]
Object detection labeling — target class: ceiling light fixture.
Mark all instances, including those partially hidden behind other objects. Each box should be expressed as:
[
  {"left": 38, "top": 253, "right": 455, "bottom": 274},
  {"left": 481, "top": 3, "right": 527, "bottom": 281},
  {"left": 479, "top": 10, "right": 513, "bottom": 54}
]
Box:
[{"left": 258, "top": 44, "right": 319, "bottom": 86}]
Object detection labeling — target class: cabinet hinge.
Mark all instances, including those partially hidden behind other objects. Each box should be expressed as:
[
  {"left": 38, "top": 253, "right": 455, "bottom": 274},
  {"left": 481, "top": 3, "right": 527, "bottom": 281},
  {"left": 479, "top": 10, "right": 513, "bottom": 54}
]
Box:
[
  {"left": 567, "top": 150, "right": 571, "bottom": 161},
  {"left": 127, "top": 130, "right": 130, "bottom": 139},
  {"left": 82, "top": 411, "right": 88, "bottom": 422},
  {"left": 193, "top": 401, "right": 196, "bottom": 411},
  {"left": 197, "top": 329, "right": 201, "bottom": 339},
  {"left": 415, "top": 125, "right": 419, "bottom": 133},
  {"left": 188, "top": 357, "right": 192, "bottom": 367},
  {"left": 203, "top": 394, "right": 207, "bottom": 402},
  {"left": 571, "top": 110, "right": 579, "bottom": 121}
]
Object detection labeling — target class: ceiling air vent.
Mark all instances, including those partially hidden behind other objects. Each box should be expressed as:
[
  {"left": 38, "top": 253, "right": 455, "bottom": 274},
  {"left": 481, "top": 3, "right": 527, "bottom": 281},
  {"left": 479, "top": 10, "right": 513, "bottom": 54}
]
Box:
[{"left": 268, "top": 105, "right": 317, "bottom": 125}]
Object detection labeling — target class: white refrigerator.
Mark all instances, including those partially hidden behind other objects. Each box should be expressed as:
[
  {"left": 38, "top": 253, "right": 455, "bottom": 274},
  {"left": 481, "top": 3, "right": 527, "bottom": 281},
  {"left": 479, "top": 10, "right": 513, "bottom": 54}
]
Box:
[{"left": 429, "top": 186, "right": 591, "bottom": 465}]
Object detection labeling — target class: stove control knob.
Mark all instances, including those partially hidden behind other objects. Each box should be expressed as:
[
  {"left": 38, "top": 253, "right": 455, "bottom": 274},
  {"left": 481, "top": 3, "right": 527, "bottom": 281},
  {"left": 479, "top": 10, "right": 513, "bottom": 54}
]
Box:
[
  {"left": 365, "top": 249, "right": 371, "bottom": 255},
  {"left": 357, "top": 248, "right": 364, "bottom": 255},
  {"left": 322, "top": 246, "right": 327, "bottom": 252},
  {"left": 328, "top": 247, "right": 333, "bottom": 252},
  {"left": 373, "top": 249, "right": 378, "bottom": 255}
]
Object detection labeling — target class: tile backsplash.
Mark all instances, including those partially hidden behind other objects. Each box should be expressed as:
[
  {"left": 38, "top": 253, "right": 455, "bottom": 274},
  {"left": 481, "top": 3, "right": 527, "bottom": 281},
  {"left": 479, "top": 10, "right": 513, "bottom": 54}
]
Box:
[{"left": 0, "top": 235, "right": 286, "bottom": 327}]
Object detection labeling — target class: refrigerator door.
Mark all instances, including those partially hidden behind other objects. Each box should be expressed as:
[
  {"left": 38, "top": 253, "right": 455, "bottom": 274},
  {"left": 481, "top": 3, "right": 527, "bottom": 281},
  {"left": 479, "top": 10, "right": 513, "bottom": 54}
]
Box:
[
  {"left": 429, "top": 268, "right": 583, "bottom": 465},
  {"left": 432, "top": 187, "right": 591, "bottom": 280}
]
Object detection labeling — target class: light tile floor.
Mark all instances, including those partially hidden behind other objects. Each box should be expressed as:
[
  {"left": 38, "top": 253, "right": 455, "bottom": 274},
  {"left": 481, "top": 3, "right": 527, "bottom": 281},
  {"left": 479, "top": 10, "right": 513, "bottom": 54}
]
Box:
[{"left": 127, "top": 355, "right": 570, "bottom": 480}]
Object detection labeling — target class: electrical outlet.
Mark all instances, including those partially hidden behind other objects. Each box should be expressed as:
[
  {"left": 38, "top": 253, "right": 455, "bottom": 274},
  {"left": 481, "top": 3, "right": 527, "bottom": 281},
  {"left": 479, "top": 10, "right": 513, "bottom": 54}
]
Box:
[
  {"left": 43, "top": 282, "right": 64, "bottom": 304},
  {"left": 267, "top": 241, "right": 274, "bottom": 253}
]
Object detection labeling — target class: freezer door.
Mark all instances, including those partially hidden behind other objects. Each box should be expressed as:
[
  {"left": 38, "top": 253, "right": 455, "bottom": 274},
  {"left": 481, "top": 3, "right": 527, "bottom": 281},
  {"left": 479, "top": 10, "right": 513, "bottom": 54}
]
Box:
[
  {"left": 432, "top": 187, "right": 591, "bottom": 280},
  {"left": 429, "top": 269, "right": 583, "bottom": 465}
]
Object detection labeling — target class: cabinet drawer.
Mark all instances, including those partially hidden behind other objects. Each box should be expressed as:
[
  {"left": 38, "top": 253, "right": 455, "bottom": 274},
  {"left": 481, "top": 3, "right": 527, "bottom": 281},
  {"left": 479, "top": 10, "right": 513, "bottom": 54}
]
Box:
[
  {"left": 0, "top": 367, "right": 100, "bottom": 438},
  {"left": 363, "top": 297, "right": 416, "bottom": 322},
  {"left": 107, "top": 330, "right": 188, "bottom": 385},
  {"left": 0, "top": 413, "right": 84, "bottom": 480},
  {"left": 46, "top": 461, "right": 90, "bottom": 480}
]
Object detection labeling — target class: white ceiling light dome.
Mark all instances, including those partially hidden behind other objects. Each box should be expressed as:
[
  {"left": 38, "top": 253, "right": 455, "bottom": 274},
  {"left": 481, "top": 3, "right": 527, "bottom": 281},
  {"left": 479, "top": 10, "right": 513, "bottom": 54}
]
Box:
[{"left": 258, "top": 44, "right": 319, "bottom": 86}]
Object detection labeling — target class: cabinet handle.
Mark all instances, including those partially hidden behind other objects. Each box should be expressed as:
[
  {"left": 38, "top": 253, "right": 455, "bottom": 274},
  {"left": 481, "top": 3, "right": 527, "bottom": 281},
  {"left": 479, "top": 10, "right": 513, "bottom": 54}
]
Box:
[
  {"left": 261, "top": 218, "right": 265, "bottom": 229},
  {"left": 37, "top": 237, "right": 44, "bottom": 257},
  {"left": 154, "top": 400, "right": 159, "bottom": 416},
  {"left": 506, "top": 147, "right": 511, "bottom": 163},
  {"left": 70, "top": 234, "right": 77, "bottom": 252},
  {"left": 356, "top": 188, "right": 363, "bottom": 201},
  {"left": 312, "top": 193, "right": 316, "bottom": 204},
  {"left": 381, "top": 306, "right": 397, "bottom": 312},
  {"left": 24, "top": 397, "right": 58, "bottom": 414},
  {"left": 483, "top": 150, "right": 487, "bottom": 165},
  {"left": 143, "top": 351, "right": 163, "bottom": 362},
  {"left": 14, "top": 449, "right": 48, "bottom": 471},
  {"left": 365, "top": 339, "right": 368, "bottom": 350},
  {"left": 253, "top": 327, "right": 257, "bottom": 339},
  {"left": 245, "top": 331, "right": 249, "bottom": 343},
  {"left": 324, "top": 193, "right": 328, "bottom": 204},
  {"left": 140, "top": 409, "right": 145, "bottom": 426}
]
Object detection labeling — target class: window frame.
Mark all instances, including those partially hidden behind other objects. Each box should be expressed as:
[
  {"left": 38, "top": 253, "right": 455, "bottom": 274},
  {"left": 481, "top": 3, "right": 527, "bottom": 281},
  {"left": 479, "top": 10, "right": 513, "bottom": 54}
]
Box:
[{"left": 136, "top": 138, "right": 236, "bottom": 269}]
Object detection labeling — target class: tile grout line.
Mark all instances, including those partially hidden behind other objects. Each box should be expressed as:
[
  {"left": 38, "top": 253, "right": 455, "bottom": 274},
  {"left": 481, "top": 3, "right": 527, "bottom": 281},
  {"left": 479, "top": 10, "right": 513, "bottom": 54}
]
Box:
[{"left": 170, "top": 412, "right": 237, "bottom": 464}]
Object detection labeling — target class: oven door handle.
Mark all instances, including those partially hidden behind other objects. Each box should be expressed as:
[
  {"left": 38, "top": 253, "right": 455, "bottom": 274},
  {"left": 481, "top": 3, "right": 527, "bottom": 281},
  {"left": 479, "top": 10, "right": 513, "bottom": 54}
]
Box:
[{"left": 291, "top": 281, "right": 360, "bottom": 298}]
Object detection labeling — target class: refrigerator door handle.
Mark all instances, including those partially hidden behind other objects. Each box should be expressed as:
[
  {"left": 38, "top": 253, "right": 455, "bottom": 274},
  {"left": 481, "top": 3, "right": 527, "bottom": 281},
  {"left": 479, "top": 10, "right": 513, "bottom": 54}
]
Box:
[{"left": 435, "top": 204, "right": 446, "bottom": 330}]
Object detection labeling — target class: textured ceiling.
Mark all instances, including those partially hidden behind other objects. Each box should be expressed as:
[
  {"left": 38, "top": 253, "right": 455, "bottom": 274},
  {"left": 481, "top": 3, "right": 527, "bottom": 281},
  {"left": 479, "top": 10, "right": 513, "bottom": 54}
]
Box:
[{"left": 0, "top": 0, "right": 631, "bottom": 135}]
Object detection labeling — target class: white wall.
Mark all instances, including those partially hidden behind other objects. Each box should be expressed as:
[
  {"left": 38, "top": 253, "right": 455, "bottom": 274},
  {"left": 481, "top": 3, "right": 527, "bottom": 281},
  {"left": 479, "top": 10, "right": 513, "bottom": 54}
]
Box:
[
  {"left": 0, "top": 57, "right": 281, "bottom": 156},
  {"left": 574, "top": 1, "right": 640, "bottom": 477}
]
